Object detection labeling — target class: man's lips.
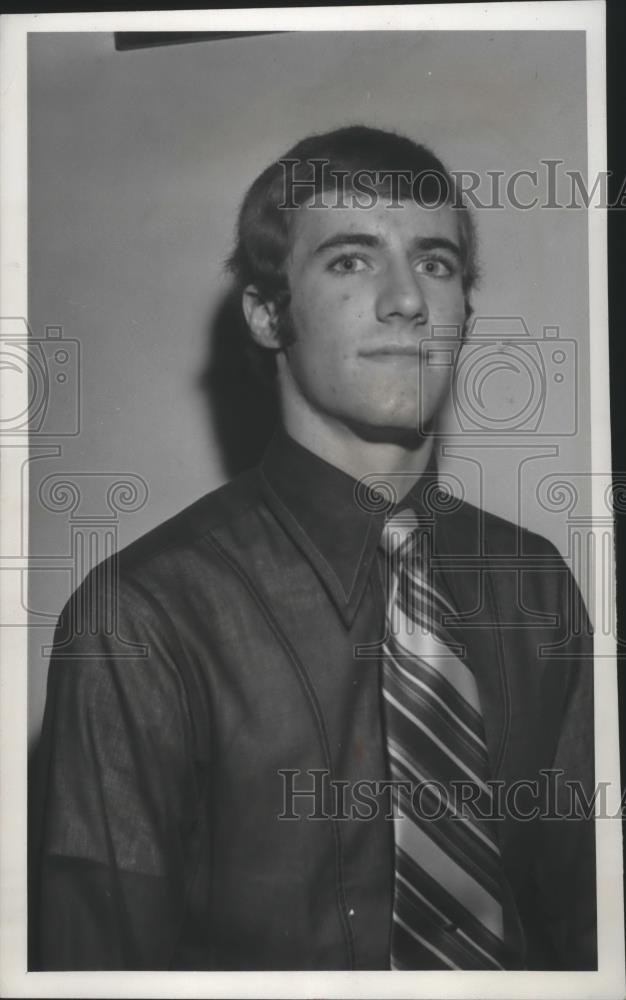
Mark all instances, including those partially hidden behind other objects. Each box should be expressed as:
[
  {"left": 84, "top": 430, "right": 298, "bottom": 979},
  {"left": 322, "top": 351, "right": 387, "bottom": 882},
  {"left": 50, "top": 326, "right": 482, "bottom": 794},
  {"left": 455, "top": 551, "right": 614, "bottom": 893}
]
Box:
[{"left": 359, "top": 344, "right": 423, "bottom": 358}]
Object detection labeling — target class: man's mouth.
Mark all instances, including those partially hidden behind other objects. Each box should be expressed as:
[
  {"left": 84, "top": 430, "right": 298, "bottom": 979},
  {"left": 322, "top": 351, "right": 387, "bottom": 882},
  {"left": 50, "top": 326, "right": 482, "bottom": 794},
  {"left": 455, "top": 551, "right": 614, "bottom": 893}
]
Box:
[{"left": 360, "top": 344, "right": 423, "bottom": 358}]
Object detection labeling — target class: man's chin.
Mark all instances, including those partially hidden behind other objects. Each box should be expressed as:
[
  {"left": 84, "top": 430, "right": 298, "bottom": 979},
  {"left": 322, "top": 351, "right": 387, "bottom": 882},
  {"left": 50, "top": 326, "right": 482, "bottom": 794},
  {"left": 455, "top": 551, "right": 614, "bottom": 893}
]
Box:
[{"left": 342, "top": 416, "right": 436, "bottom": 448}]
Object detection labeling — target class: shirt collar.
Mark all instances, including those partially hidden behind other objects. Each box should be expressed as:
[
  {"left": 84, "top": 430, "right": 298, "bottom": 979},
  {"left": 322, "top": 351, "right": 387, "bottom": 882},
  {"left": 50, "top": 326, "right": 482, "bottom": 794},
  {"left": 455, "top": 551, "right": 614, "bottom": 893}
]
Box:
[{"left": 258, "top": 426, "right": 439, "bottom": 626}]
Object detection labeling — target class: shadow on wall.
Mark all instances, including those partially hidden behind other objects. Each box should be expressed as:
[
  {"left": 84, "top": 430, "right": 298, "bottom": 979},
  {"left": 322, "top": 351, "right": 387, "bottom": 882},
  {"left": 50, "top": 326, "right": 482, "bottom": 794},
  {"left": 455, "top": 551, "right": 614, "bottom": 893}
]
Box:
[{"left": 200, "top": 286, "right": 280, "bottom": 479}]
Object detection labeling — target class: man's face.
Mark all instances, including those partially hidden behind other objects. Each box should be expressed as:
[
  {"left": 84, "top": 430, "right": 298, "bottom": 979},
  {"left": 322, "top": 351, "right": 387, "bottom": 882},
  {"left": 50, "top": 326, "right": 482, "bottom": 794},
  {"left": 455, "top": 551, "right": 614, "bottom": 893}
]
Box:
[{"left": 277, "top": 197, "right": 466, "bottom": 440}]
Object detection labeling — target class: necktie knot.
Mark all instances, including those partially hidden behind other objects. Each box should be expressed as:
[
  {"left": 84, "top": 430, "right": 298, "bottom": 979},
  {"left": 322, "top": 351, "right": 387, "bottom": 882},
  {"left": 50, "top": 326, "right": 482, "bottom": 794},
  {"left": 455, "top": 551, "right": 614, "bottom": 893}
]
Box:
[{"left": 380, "top": 508, "right": 421, "bottom": 559}]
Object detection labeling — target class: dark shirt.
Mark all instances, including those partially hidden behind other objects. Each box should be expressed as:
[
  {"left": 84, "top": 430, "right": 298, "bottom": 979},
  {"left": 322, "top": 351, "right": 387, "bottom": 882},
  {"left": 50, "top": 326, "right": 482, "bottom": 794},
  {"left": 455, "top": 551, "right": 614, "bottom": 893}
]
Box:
[{"left": 31, "top": 427, "right": 596, "bottom": 971}]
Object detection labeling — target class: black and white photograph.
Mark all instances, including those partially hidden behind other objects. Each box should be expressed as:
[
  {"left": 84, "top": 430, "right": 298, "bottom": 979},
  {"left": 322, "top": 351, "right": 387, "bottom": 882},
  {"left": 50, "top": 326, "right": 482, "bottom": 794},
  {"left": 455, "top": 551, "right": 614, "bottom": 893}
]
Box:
[{"left": 0, "top": 4, "right": 623, "bottom": 998}]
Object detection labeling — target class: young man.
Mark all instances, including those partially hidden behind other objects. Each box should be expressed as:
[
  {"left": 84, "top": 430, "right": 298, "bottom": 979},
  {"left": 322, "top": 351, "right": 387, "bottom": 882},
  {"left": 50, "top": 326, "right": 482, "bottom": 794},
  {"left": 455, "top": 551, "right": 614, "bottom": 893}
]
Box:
[{"left": 32, "top": 126, "right": 596, "bottom": 971}]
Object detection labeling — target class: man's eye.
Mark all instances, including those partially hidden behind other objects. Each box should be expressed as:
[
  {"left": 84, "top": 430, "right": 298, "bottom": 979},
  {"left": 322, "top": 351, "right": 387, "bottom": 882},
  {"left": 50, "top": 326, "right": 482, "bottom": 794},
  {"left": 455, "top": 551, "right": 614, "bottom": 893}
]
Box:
[
  {"left": 415, "top": 257, "right": 455, "bottom": 277},
  {"left": 329, "top": 255, "right": 368, "bottom": 274}
]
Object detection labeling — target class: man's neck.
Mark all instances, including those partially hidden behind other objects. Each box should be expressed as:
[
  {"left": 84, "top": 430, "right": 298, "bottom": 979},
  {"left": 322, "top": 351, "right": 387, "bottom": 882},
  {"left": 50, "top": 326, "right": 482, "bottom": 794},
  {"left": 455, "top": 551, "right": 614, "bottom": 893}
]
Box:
[{"left": 281, "top": 409, "right": 435, "bottom": 502}]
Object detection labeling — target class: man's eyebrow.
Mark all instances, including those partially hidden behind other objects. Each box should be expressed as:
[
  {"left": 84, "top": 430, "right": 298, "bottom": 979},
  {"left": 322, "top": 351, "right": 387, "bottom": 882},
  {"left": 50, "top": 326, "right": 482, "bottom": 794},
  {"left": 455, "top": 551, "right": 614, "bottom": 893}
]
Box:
[
  {"left": 313, "top": 232, "right": 382, "bottom": 254},
  {"left": 410, "top": 236, "right": 462, "bottom": 259},
  {"left": 312, "top": 233, "right": 462, "bottom": 258}
]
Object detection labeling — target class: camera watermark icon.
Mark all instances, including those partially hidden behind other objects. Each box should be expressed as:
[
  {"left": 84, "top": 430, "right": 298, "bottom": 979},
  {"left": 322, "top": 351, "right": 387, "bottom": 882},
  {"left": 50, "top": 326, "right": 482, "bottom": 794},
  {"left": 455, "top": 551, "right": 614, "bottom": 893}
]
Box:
[
  {"left": 421, "top": 317, "right": 577, "bottom": 436},
  {"left": 0, "top": 316, "right": 81, "bottom": 436}
]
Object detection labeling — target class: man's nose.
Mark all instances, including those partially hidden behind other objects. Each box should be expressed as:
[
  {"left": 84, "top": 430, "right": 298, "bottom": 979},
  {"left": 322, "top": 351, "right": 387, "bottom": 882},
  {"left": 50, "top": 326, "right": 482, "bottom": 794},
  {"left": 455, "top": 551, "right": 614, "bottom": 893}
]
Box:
[{"left": 376, "top": 260, "right": 428, "bottom": 324}]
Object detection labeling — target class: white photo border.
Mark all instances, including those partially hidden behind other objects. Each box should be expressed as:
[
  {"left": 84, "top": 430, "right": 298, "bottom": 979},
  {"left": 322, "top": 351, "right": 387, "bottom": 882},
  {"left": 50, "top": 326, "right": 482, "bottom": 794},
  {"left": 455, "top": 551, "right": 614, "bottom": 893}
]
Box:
[{"left": 0, "top": 3, "right": 622, "bottom": 998}]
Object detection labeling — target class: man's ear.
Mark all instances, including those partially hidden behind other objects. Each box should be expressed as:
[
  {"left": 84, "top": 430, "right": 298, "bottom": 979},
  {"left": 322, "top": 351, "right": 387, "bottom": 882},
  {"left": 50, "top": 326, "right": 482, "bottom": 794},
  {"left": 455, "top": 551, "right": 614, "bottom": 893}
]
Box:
[{"left": 242, "top": 285, "right": 281, "bottom": 350}]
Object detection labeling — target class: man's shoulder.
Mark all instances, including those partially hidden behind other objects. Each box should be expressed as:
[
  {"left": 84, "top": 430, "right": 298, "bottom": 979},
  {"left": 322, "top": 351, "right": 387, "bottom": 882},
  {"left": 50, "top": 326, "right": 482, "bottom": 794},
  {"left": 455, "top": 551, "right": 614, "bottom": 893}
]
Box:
[
  {"left": 120, "top": 467, "right": 261, "bottom": 566},
  {"left": 71, "top": 467, "right": 264, "bottom": 607},
  {"left": 445, "top": 495, "right": 562, "bottom": 560},
  {"left": 49, "top": 470, "right": 269, "bottom": 674}
]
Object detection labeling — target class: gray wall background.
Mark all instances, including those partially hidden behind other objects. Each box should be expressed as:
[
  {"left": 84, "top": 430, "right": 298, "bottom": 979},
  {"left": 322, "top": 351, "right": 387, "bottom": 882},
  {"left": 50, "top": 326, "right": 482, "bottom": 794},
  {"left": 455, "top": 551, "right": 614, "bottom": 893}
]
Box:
[{"left": 27, "top": 30, "right": 590, "bottom": 742}]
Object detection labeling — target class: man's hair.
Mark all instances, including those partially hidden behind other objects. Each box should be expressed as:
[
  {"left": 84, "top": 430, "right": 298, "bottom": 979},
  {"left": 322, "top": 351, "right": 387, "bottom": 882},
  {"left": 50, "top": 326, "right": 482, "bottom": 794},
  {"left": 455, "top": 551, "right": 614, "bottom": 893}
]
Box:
[{"left": 227, "top": 125, "right": 479, "bottom": 374}]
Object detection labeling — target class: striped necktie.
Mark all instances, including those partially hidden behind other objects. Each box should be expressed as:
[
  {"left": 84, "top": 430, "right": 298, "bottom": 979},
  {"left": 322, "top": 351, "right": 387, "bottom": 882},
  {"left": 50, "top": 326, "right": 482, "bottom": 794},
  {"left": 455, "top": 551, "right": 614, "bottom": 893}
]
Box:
[{"left": 380, "top": 508, "right": 508, "bottom": 970}]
